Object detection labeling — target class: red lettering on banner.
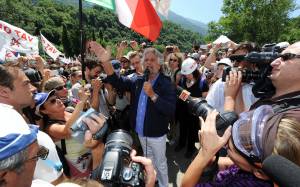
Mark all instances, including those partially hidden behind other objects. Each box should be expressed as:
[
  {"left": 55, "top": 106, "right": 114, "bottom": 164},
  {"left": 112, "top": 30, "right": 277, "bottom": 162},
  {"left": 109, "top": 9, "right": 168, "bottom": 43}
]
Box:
[
  {"left": 28, "top": 35, "right": 33, "bottom": 42},
  {"left": 4, "top": 26, "right": 12, "bottom": 34},
  {"left": 14, "top": 30, "right": 22, "bottom": 38},
  {"left": 5, "top": 52, "right": 12, "bottom": 58},
  {"left": 52, "top": 49, "right": 57, "bottom": 53},
  {"left": 0, "top": 23, "right": 2, "bottom": 30},
  {"left": 21, "top": 33, "right": 27, "bottom": 40},
  {"left": 10, "top": 37, "right": 21, "bottom": 47},
  {"left": 45, "top": 43, "right": 50, "bottom": 51}
]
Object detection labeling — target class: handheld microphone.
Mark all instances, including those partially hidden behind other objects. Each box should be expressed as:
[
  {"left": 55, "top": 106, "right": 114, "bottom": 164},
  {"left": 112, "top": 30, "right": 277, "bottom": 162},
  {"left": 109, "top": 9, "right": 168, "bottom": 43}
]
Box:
[
  {"left": 144, "top": 68, "right": 150, "bottom": 81},
  {"left": 262, "top": 155, "right": 300, "bottom": 187}
]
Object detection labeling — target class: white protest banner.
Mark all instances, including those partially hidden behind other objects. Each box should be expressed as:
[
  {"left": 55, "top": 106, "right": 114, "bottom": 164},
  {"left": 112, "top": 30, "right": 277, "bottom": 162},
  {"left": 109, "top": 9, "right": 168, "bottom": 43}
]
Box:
[
  {"left": 5, "top": 49, "right": 20, "bottom": 62},
  {"left": 40, "top": 33, "right": 63, "bottom": 60},
  {"left": 0, "top": 20, "right": 39, "bottom": 59}
]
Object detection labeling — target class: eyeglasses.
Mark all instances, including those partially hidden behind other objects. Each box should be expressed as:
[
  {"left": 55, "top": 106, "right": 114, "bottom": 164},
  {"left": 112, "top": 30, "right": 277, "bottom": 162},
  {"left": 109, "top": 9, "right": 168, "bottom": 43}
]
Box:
[
  {"left": 55, "top": 85, "right": 66, "bottom": 91},
  {"left": 169, "top": 58, "right": 178, "bottom": 62},
  {"left": 279, "top": 53, "right": 300, "bottom": 61},
  {"left": 26, "top": 146, "right": 49, "bottom": 162},
  {"left": 120, "top": 60, "right": 129, "bottom": 63}
]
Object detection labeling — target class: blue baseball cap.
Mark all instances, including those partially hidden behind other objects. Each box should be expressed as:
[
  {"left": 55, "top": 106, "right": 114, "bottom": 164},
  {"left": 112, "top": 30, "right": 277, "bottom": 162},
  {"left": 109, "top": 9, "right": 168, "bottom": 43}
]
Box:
[
  {"left": 0, "top": 104, "right": 38, "bottom": 160},
  {"left": 111, "top": 60, "right": 121, "bottom": 75},
  {"left": 34, "top": 90, "right": 55, "bottom": 116}
]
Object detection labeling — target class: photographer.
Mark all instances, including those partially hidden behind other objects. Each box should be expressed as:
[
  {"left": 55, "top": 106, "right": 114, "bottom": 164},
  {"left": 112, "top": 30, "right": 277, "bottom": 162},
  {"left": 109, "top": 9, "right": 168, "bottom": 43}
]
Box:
[
  {"left": 77, "top": 56, "right": 112, "bottom": 118},
  {"left": 175, "top": 58, "right": 209, "bottom": 158},
  {"left": 107, "top": 60, "right": 131, "bottom": 131},
  {"left": 205, "top": 42, "right": 258, "bottom": 114},
  {"left": 88, "top": 41, "right": 176, "bottom": 187}
]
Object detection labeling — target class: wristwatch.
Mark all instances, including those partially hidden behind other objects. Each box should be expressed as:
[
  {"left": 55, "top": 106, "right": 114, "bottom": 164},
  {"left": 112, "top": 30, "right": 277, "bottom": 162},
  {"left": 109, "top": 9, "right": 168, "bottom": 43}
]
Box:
[{"left": 151, "top": 93, "right": 159, "bottom": 103}]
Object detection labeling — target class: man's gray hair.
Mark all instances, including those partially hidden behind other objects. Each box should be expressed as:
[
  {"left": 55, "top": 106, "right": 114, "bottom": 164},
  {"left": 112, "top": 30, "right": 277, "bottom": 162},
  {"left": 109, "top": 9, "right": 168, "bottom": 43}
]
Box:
[
  {"left": 142, "top": 48, "right": 164, "bottom": 65},
  {"left": 0, "top": 148, "right": 28, "bottom": 173}
]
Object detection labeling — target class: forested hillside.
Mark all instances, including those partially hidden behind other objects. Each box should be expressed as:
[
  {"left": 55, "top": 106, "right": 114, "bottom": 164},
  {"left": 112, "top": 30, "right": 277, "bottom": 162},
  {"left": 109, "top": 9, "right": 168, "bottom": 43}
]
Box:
[{"left": 0, "top": 0, "right": 204, "bottom": 56}]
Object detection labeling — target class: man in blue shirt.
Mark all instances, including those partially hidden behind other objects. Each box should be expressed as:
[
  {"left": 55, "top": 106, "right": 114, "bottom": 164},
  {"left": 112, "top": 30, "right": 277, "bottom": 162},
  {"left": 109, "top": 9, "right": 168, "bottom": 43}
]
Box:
[{"left": 88, "top": 42, "right": 176, "bottom": 187}]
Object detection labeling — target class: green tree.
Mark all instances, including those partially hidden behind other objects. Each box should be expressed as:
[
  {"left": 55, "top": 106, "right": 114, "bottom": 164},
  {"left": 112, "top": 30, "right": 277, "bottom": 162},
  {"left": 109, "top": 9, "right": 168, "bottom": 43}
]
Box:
[
  {"left": 279, "top": 16, "right": 300, "bottom": 43},
  {"left": 0, "top": 0, "right": 204, "bottom": 57},
  {"left": 207, "top": 0, "right": 297, "bottom": 44},
  {"left": 62, "top": 24, "right": 72, "bottom": 57}
]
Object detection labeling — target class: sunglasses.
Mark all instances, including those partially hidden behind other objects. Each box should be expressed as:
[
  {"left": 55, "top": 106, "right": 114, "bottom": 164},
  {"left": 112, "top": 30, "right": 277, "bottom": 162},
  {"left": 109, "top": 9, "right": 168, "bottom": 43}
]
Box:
[
  {"left": 120, "top": 60, "right": 129, "bottom": 63},
  {"left": 279, "top": 53, "right": 300, "bottom": 61},
  {"left": 26, "top": 146, "right": 49, "bottom": 162},
  {"left": 55, "top": 85, "right": 66, "bottom": 91},
  {"left": 169, "top": 58, "right": 178, "bottom": 62},
  {"left": 48, "top": 96, "right": 58, "bottom": 104}
]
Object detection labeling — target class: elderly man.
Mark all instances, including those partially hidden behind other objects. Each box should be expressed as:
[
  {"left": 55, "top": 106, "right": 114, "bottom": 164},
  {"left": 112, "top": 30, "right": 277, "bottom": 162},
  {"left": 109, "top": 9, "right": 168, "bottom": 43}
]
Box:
[
  {"left": 88, "top": 41, "right": 176, "bottom": 187},
  {"left": 0, "top": 104, "right": 48, "bottom": 187}
]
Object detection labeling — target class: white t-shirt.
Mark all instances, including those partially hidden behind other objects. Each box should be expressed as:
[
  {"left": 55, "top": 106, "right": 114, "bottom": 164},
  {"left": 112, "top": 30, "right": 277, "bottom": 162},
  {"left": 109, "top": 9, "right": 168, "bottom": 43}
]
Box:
[
  {"left": 55, "top": 138, "right": 91, "bottom": 174},
  {"left": 206, "top": 78, "right": 258, "bottom": 113},
  {"left": 34, "top": 131, "right": 63, "bottom": 183},
  {"left": 31, "top": 179, "right": 55, "bottom": 187}
]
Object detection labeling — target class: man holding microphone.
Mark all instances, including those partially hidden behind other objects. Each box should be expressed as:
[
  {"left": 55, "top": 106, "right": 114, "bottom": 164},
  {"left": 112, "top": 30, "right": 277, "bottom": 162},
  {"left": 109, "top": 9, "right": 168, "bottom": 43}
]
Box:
[{"left": 88, "top": 41, "right": 176, "bottom": 187}]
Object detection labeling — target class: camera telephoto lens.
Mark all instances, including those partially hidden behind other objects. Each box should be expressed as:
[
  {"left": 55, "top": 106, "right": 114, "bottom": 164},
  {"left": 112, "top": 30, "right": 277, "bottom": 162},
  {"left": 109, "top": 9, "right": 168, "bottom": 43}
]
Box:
[{"left": 176, "top": 86, "right": 238, "bottom": 136}]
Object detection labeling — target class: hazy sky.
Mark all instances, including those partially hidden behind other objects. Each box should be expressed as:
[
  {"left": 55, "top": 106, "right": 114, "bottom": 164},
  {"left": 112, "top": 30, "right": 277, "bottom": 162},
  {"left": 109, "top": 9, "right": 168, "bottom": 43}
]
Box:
[{"left": 170, "top": 0, "right": 300, "bottom": 24}]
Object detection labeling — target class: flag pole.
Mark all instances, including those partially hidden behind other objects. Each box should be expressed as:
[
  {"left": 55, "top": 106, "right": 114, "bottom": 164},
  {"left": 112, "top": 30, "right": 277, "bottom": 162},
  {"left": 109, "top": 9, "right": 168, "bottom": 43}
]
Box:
[{"left": 79, "top": 0, "right": 86, "bottom": 81}]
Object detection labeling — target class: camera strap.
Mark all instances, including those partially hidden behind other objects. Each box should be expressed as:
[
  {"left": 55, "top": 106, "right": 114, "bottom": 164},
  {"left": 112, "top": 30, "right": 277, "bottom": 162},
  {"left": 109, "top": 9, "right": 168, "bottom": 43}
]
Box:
[
  {"left": 271, "top": 95, "right": 300, "bottom": 114},
  {"left": 250, "top": 91, "right": 300, "bottom": 114}
]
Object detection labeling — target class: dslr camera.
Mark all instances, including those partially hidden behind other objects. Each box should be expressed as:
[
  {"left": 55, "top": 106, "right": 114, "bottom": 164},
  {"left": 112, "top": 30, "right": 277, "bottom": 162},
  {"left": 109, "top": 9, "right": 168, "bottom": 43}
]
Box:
[
  {"left": 98, "top": 73, "right": 108, "bottom": 84},
  {"left": 92, "top": 130, "right": 145, "bottom": 187}
]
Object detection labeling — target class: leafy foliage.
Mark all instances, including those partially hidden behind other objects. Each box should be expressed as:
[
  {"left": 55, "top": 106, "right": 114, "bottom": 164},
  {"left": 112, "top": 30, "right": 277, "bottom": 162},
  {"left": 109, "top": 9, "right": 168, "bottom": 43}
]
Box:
[
  {"left": 0, "top": 0, "right": 204, "bottom": 57},
  {"left": 205, "top": 0, "right": 299, "bottom": 45}
]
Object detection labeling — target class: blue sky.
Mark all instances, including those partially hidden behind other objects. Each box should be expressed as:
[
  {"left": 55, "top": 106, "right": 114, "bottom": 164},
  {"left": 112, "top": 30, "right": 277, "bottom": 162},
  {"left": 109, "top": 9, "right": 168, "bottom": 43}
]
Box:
[{"left": 170, "top": 0, "right": 300, "bottom": 24}]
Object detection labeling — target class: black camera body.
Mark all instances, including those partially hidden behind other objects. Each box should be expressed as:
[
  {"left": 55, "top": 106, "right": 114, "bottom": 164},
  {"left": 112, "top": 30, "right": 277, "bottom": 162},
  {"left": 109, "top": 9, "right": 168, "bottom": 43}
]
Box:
[
  {"left": 91, "top": 130, "right": 145, "bottom": 187},
  {"left": 99, "top": 73, "right": 108, "bottom": 84}
]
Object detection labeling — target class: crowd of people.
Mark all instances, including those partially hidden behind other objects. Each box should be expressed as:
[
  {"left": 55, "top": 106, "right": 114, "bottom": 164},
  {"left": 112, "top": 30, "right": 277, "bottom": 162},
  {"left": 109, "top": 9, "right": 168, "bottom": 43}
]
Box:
[{"left": 0, "top": 38, "right": 300, "bottom": 187}]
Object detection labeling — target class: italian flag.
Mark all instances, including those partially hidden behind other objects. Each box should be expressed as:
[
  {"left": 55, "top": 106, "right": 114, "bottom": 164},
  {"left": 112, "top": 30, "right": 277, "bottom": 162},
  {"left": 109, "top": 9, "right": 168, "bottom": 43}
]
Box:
[{"left": 85, "top": 0, "right": 162, "bottom": 41}]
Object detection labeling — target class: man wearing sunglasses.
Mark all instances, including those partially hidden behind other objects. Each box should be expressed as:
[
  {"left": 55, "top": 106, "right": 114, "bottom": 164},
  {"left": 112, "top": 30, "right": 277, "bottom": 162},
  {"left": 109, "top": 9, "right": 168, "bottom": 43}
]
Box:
[
  {"left": 181, "top": 41, "right": 300, "bottom": 187},
  {"left": 0, "top": 104, "right": 53, "bottom": 187},
  {"left": 0, "top": 65, "right": 65, "bottom": 185}
]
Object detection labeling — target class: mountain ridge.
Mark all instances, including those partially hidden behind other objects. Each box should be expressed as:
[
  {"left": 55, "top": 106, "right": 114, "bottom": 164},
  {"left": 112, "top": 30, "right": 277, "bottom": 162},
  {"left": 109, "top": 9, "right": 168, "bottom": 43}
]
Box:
[
  {"left": 54, "top": 0, "right": 208, "bottom": 36},
  {"left": 161, "top": 11, "right": 208, "bottom": 35}
]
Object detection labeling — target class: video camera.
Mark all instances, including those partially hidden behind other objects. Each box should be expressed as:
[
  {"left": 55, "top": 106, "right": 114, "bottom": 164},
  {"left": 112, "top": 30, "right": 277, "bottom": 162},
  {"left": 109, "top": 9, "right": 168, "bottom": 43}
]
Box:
[
  {"left": 176, "top": 86, "right": 238, "bottom": 136},
  {"left": 71, "top": 108, "right": 109, "bottom": 143},
  {"left": 91, "top": 130, "right": 145, "bottom": 187},
  {"left": 221, "top": 43, "right": 288, "bottom": 99}
]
